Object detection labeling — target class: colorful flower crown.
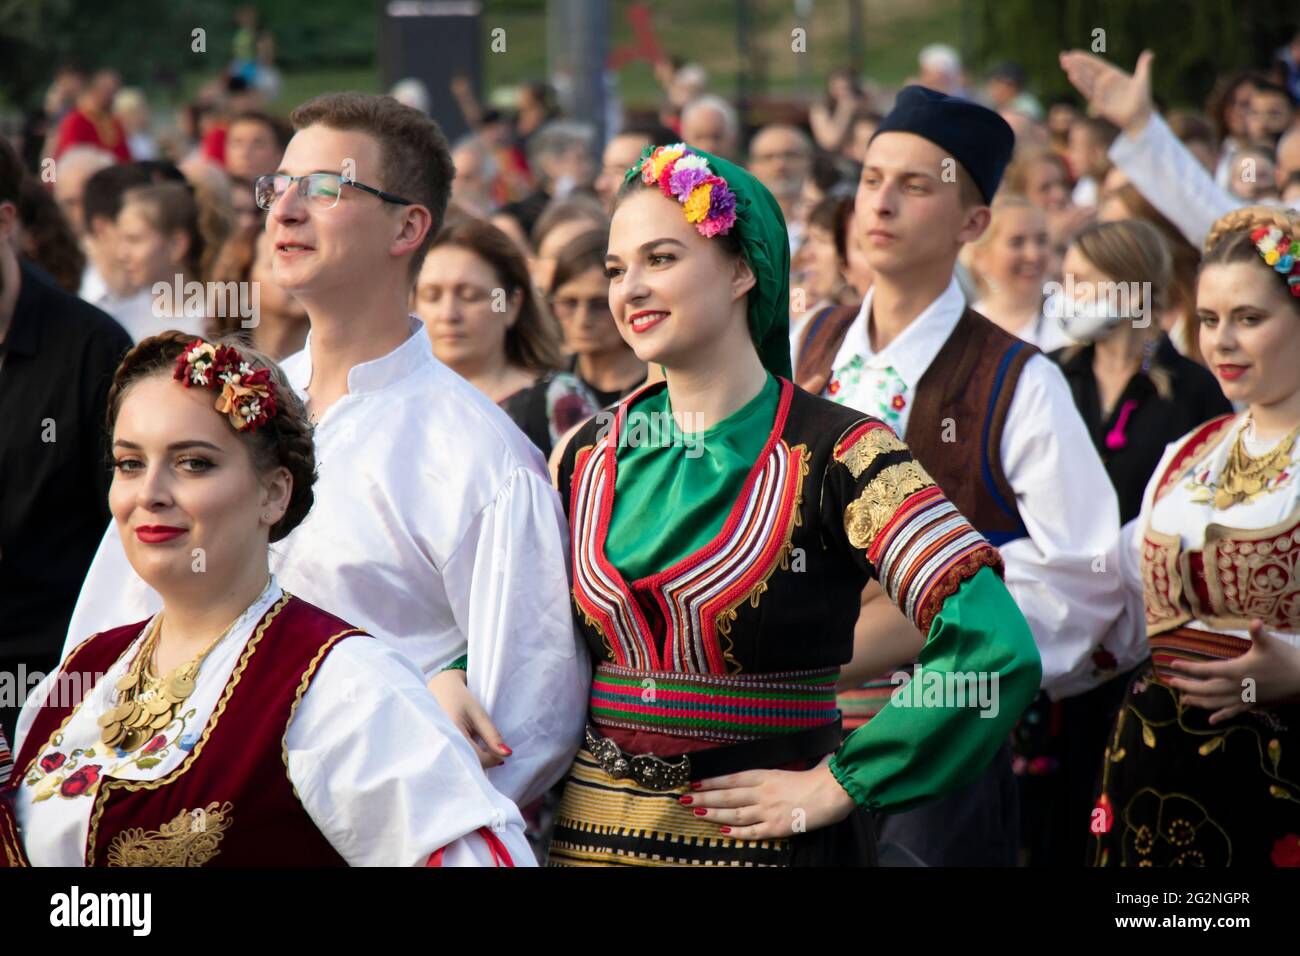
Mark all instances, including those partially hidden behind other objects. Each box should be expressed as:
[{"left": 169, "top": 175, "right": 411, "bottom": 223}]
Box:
[
  {"left": 1249, "top": 225, "right": 1300, "bottom": 297},
  {"left": 173, "top": 340, "right": 278, "bottom": 432},
  {"left": 633, "top": 144, "right": 738, "bottom": 238}
]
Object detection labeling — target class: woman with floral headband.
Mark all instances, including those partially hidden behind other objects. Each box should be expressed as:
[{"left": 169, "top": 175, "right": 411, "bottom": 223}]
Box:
[
  {"left": 1091, "top": 207, "right": 1300, "bottom": 867},
  {"left": 0, "top": 331, "right": 531, "bottom": 867},
  {"left": 535, "top": 143, "right": 1043, "bottom": 865}
]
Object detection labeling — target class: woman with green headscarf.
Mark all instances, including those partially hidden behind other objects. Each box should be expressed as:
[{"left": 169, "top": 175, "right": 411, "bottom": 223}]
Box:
[
  {"left": 434, "top": 143, "right": 1042, "bottom": 866},
  {"left": 535, "top": 143, "right": 1043, "bottom": 866}
]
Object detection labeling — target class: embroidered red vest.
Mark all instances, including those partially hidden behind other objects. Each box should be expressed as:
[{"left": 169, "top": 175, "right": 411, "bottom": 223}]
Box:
[
  {"left": 3, "top": 595, "right": 364, "bottom": 867},
  {"left": 1138, "top": 413, "right": 1300, "bottom": 636}
]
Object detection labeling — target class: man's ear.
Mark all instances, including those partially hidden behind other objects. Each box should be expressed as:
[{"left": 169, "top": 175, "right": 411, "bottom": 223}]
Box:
[
  {"left": 957, "top": 205, "right": 992, "bottom": 246},
  {"left": 392, "top": 204, "right": 434, "bottom": 260}
]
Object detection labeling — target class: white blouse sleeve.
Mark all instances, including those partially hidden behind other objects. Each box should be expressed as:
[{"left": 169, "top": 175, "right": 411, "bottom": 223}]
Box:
[
  {"left": 439, "top": 466, "right": 590, "bottom": 808},
  {"left": 997, "top": 355, "right": 1127, "bottom": 699},
  {"left": 1108, "top": 112, "right": 1242, "bottom": 250},
  {"left": 285, "top": 636, "right": 537, "bottom": 867}
]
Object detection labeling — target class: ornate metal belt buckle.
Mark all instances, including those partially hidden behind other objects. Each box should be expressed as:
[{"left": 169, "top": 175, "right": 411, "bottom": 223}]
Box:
[{"left": 585, "top": 726, "right": 690, "bottom": 792}]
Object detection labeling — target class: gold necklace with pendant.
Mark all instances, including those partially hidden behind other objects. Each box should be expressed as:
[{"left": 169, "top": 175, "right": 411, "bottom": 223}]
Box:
[
  {"left": 97, "top": 593, "right": 260, "bottom": 752},
  {"left": 1212, "top": 417, "right": 1300, "bottom": 510}
]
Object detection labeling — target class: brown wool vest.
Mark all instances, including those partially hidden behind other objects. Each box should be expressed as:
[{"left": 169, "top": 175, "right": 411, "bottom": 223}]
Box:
[{"left": 796, "top": 303, "right": 1035, "bottom": 545}]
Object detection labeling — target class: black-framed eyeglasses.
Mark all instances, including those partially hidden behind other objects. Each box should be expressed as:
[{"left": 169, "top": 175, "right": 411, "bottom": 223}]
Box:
[{"left": 254, "top": 172, "right": 416, "bottom": 211}]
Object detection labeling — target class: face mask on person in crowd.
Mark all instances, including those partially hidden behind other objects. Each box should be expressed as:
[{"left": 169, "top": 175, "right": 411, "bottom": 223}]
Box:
[{"left": 1045, "top": 288, "right": 1129, "bottom": 343}]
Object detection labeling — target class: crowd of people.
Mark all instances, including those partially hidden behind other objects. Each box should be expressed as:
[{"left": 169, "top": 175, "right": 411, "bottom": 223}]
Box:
[{"left": 1, "top": 34, "right": 1300, "bottom": 868}]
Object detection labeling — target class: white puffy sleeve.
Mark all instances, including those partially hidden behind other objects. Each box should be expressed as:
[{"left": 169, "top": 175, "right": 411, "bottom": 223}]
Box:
[
  {"left": 286, "top": 635, "right": 537, "bottom": 867},
  {"left": 997, "top": 355, "right": 1127, "bottom": 699},
  {"left": 439, "top": 466, "right": 590, "bottom": 808},
  {"left": 1108, "top": 111, "right": 1242, "bottom": 249}
]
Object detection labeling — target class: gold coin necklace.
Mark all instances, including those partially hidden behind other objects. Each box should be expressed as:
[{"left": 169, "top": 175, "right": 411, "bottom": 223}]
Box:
[
  {"left": 98, "top": 594, "right": 259, "bottom": 753},
  {"left": 1213, "top": 416, "right": 1300, "bottom": 510}
]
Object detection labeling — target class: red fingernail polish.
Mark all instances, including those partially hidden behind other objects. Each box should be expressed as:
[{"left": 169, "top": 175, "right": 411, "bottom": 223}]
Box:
[
  {"left": 690, "top": 782, "right": 702, "bottom": 790},
  {"left": 693, "top": 808, "right": 707, "bottom": 816},
  {"left": 499, "top": 744, "right": 513, "bottom": 755},
  {"left": 720, "top": 826, "right": 731, "bottom": 834},
  {"left": 679, "top": 795, "right": 693, "bottom": 804}
]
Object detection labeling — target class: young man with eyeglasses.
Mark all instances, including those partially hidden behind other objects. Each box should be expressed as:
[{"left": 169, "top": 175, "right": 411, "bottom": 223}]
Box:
[{"left": 64, "top": 93, "right": 589, "bottom": 817}]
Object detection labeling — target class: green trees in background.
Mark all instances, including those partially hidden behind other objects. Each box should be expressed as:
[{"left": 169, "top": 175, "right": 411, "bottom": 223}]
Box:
[{"left": 967, "top": 0, "right": 1294, "bottom": 110}]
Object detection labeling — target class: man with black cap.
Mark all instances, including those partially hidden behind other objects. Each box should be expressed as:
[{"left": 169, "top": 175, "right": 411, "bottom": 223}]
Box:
[{"left": 796, "top": 85, "right": 1131, "bottom": 866}]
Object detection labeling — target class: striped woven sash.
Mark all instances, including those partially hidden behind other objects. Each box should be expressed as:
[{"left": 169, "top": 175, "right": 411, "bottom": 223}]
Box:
[
  {"left": 590, "top": 662, "right": 840, "bottom": 743},
  {"left": 1148, "top": 625, "right": 1251, "bottom": 686}
]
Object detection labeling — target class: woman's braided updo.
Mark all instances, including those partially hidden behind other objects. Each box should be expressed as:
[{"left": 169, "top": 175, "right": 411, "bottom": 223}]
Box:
[
  {"left": 105, "top": 330, "right": 316, "bottom": 543},
  {"left": 1202, "top": 206, "right": 1300, "bottom": 319}
]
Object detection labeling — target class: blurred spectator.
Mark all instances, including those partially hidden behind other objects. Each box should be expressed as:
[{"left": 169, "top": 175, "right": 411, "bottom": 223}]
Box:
[
  {"left": 52, "top": 69, "right": 130, "bottom": 162},
  {"left": 52, "top": 145, "right": 113, "bottom": 239},
  {"left": 224, "top": 110, "right": 288, "bottom": 180},
  {"left": 1049, "top": 219, "right": 1230, "bottom": 524},
  {"left": 43, "top": 64, "right": 86, "bottom": 130},
  {"left": 1067, "top": 116, "right": 1120, "bottom": 207},
  {"left": 0, "top": 136, "right": 132, "bottom": 743},
  {"left": 529, "top": 194, "right": 606, "bottom": 290},
  {"left": 113, "top": 88, "right": 158, "bottom": 161},
  {"left": 227, "top": 175, "right": 262, "bottom": 233},
  {"left": 1096, "top": 181, "right": 1201, "bottom": 363},
  {"left": 497, "top": 121, "right": 596, "bottom": 238},
  {"left": 1166, "top": 109, "right": 1218, "bottom": 172},
  {"left": 1245, "top": 79, "right": 1295, "bottom": 150},
  {"left": 450, "top": 134, "right": 500, "bottom": 218},
  {"left": 986, "top": 62, "right": 1043, "bottom": 120},
  {"left": 546, "top": 227, "right": 645, "bottom": 405},
  {"left": 964, "top": 194, "right": 1069, "bottom": 350},
  {"left": 79, "top": 160, "right": 186, "bottom": 313},
  {"left": 810, "top": 68, "right": 867, "bottom": 154},
  {"left": 1227, "top": 144, "right": 1279, "bottom": 201},
  {"left": 1045, "top": 95, "right": 1080, "bottom": 155},
  {"left": 197, "top": 75, "right": 265, "bottom": 169},
  {"left": 680, "top": 95, "right": 739, "bottom": 160},
  {"left": 413, "top": 217, "right": 597, "bottom": 457},
  {"left": 791, "top": 195, "right": 860, "bottom": 334},
  {"left": 916, "top": 43, "right": 965, "bottom": 96},
  {"left": 208, "top": 222, "right": 308, "bottom": 358},
  {"left": 1004, "top": 147, "right": 1093, "bottom": 263},
  {"left": 1002, "top": 109, "right": 1050, "bottom": 152},
  {"left": 748, "top": 124, "right": 814, "bottom": 250},
  {"left": 16, "top": 178, "right": 85, "bottom": 294},
  {"left": 390, "top": 77, "right": 432, "bottom": 115},
  {"left": 1206, "top": 70, "right": 1262, "bottom": 187},
  {"left": 112, "top": 181, "right": 229, "bottom": 341},
  {"left": 594, "top": 122, "right": 676, "bottom": 212},
  {"left": 842, "top": 108, "right": 881, "bottom": 164}
]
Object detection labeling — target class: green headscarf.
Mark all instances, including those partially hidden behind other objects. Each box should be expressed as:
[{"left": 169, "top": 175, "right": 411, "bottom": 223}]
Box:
[{"left": 623, "top": 144, "right": 792, "bottom": 379}]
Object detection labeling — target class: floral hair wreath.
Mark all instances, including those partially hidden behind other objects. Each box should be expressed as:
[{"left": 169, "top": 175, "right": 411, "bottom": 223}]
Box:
[
  {"left": 632, "top": 143, "right": 738, "bottom": 238},
  {"left": 1249, "top": 225, "right": 1300, "bottom": 297},
  {"left": 173, "top": 340, "right": 279, "bottom": 432}
]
